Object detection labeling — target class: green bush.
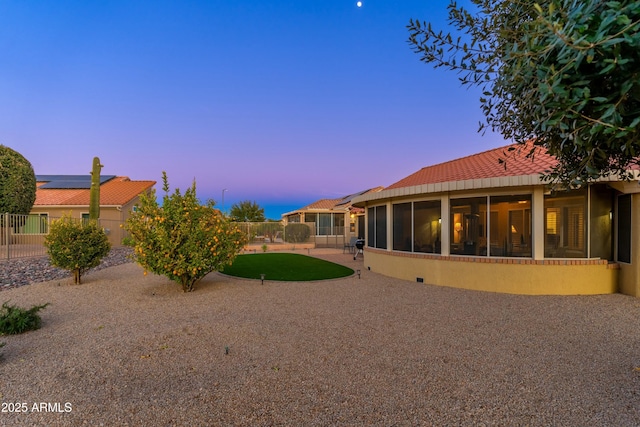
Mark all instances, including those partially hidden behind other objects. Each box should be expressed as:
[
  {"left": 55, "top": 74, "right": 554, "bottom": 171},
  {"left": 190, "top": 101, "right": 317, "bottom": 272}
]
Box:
[
  {"left": 254, "top": 222, "right": 283, "bottom": 242},
  {"left": 284, "top": 223, "right": 311, "bottom": 243},
  {"left": 44, "top": 215, "right": 111, "bottom": 284},
  {"left": 0, "top": 145, "right": 36, "bottom": 215},
  {"left": 124, "top": 172, "right": 248, "bottom": 292},
  {"left": 0, "top": 302, "right": 49, "bottom": 335}
]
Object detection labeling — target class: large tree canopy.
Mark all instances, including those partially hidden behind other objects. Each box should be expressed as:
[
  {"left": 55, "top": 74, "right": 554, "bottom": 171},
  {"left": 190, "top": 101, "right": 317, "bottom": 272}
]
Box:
[
  {"left": 0, "top": 145, "right": 37, "bottom": 214},
  {"left": 408, "top": 0, "right": 640, "bottom": 186},
  {"left": 229, "top": 200, "right": 266, "bottom": 222}
]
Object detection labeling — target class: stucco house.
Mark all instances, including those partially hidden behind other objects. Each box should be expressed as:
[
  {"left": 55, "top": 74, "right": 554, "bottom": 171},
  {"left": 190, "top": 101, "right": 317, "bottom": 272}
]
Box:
[
  {"left": 352, "top": 143, "right": 640, "bottom": 297},
  {"left": 282, "top": 187, "right": 383, "bottom": 247},
  {"left": 29, "top": 175, "right": 156, "bottom": 246}
]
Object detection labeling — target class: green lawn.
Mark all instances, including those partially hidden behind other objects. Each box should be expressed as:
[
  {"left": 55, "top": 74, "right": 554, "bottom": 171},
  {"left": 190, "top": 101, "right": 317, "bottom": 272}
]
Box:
[{"left": 222, "top": 253, "right": 354, "bottom": 281}]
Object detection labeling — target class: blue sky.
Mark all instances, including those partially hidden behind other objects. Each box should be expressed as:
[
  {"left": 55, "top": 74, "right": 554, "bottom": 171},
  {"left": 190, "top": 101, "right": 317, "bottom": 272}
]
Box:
[{"left": 2, "top": 0, "right": 507, "bottom": 219}]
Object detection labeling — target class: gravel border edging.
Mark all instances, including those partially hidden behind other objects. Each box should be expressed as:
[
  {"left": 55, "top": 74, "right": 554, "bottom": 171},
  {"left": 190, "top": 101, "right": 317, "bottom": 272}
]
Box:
[{"left": 0, "top": 247, "right": 134, "bottom": 291}]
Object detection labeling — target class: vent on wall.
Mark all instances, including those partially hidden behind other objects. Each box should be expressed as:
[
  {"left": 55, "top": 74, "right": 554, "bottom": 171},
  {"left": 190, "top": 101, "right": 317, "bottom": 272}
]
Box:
[{"left": 416, "top": 277, "right": 424, "bottom": 283}]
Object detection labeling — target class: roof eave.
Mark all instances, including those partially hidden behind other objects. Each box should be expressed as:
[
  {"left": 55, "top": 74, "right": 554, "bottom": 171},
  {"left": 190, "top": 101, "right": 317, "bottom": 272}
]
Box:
[{"left": 351, "top": 174, "right": 547, "bottom": 206}]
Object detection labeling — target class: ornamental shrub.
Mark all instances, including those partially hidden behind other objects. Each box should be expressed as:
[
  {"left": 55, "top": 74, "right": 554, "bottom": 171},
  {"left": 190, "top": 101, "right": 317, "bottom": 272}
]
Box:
[
  {"left": 124, "top": 172, "right": 248, "bottom": 292},
  {"left": 284, "top": 223, "right": 311, "bottom": 243},
  {"left": 0, "top": 145, "right": 36, "bottom": 215},
  {"left": 0, "top": 301, "right": 49, "bottom": 335},
  {"left": 44, "top": 215, "right": 111, "bottom": 284}
]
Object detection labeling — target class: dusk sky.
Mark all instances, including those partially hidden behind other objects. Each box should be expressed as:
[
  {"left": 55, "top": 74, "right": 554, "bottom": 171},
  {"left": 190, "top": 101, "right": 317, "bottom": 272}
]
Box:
[{"left": 2, "top": 0, "right": 508, "bottom": 219}]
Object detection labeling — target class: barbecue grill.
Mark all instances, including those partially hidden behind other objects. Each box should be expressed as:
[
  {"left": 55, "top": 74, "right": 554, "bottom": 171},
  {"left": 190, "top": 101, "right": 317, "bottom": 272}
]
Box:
[{"left": 353, "top": 239, "right": 365, "bottom": 260}]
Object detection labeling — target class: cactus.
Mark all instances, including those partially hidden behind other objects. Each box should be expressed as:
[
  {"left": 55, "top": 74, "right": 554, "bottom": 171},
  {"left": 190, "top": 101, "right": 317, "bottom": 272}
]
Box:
[{"left": 89, "top": 157, "right": 103, "bottom": 220}]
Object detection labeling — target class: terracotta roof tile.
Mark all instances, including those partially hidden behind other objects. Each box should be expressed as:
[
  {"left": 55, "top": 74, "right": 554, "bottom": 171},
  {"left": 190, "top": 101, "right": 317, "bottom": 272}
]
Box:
[
  {"left": 303, "top": 198, "right": 344, "bottom": 210},
  {"left": 34, "top": 176, "right": 156, "bottom": 206},
  {"left": 297, "top": 187, "right": 385, "bottom": 211},
  {"left": 386, "top": 142, "right": 557, "bottom": 190}
]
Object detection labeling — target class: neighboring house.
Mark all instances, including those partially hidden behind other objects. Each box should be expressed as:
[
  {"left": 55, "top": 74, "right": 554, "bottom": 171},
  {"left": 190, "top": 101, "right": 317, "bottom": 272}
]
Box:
[
  {"left": 282, "top": 187, "right": 383, "bottom": 247},
  {"left": 352, "top": 142, "right": 640, "bottom": 297},
  {"left": 29, "top": 175, "right": 156, "bottom": 246}
]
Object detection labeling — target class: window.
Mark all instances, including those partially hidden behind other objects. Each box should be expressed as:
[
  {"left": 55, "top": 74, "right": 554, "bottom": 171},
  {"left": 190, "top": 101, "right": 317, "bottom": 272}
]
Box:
[
  {"left": 287, "top": 214, "right": 301, "bottom": 223},
  {"left": 489, "top": 195, "right": 531, "bottom": 257},
  {"left": 590, "top": 185, "right": 614, "bottom": 260},
  {"left": 414, "top": 201, "right": 441, "bottom": 254},
  {"left": 393, "top": 203, "right": 412, "bottom": 251},
  {"left": 318, "top": 213, "right": 332, "bottom": 235},
  {"left": 308, "top": 213, "right": 345, "bottom": 236},
  {"left": 450, "top": 197, "right": 487, "bottom": 255},
  {"left": 367, "top": 205, "right": 387, "bottom": 249},
  {"left": 391, "top": 200, "right": 442, "bottom": 254},
  {"left": 334, "top": 214, "right": 345, "bottom": 235},
  {"left": 304, "top": 213, "right": 316, "bottom": 224},
  {"left": 617, "top": 194, "right": 631, "bottom": 263},
  {"left": 544, "top": 189, "right": 587, "bottom": 258}
]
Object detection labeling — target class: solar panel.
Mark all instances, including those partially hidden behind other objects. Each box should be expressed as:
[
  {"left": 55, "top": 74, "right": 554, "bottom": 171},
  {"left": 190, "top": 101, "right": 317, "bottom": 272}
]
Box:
[{"left": 37, "top": 175, "right": 116, "bottom": 189}]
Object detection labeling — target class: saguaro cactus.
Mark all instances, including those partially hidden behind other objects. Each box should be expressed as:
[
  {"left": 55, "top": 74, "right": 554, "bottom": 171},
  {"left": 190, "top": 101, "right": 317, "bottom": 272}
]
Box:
[{"left": 89, "top": 157, "right": 103, "bottom": 221}]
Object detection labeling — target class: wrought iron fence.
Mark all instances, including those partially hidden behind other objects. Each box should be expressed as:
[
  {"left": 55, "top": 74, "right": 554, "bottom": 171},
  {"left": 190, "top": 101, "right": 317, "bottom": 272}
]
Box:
[
  {"left": 234, "top": 222, "right": 353, "bottom": 248},
  {"left": 0, "top": 215, "right": 356, "bottom": 261},
  {"left": 0, "top": 213, "right": 128, "bottom": 260}
]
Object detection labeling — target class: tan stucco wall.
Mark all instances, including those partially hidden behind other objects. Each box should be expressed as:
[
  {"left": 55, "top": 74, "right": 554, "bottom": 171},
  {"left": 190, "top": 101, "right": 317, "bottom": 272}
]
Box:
[
  {"left": 618, "top": 193, "right": 640, "bottom": 296},
  {"left": 364, "top": 249, "right": 618, "bottom": 296},
  {"left": 30, "top": 199, "right": 142, "bottom": 247}
]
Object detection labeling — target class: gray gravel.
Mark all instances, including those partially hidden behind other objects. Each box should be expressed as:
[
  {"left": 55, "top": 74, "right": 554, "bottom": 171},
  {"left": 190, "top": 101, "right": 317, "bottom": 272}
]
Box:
[
  {"left": 0, "top": 247, "right": 133, "bottom": 291},
  {"left": 1, "top": 250, "right": 639, "bottom": 426}
]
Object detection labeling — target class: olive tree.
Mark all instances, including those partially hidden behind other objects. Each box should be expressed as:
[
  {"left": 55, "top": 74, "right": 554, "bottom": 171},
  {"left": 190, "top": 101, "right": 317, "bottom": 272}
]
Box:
[{"left": 408, "top": 0, "right": 640, "bottom": 186}]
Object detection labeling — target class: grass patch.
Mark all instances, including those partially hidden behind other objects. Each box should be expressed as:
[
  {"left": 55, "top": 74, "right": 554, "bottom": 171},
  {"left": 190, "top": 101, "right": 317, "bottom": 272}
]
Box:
[{"left": 222, "top": 253, "right": 353, "bottom": 281}]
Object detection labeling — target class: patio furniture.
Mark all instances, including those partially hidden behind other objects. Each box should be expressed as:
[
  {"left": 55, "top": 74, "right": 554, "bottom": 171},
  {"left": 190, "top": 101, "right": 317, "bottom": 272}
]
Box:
[{"left": 344, "top": 237, "right": 358, "bottom": 254}]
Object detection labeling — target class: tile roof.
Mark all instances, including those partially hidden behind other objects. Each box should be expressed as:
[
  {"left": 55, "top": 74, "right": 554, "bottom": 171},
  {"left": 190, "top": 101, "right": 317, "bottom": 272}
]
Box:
[
  {"left": 298, "top": 187, "right": 384, "bottom": 211},
  {"left": 34, "top": 176, "right": 156, "bottom": 206},
  {"left": 283, "top": 187, "right": 384, "bottom": 217},
  {"left": 386, "top": 142, "right": 557, "bottom": 190},
  {"left": 304, "top": 198, "right": 344, "bottom": 210}
]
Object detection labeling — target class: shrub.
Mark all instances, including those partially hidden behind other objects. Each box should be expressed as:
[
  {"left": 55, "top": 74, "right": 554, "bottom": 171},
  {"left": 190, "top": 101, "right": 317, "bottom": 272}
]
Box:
[
  {"left": 0, "top": 145, "right": 36, "bottom": 215},
  {"left": 44, "top": 215, "right": 111, "bottom": 284},
  {"left": 254, "top": 222, "right": 283, "bottom": 243},
  {"left": 0, "top": 301, "right": 49, "bottom": 335},
  {"left": 124, "top": 172, "right": 248, "bottom": 292},
  {"left": 284, "top": 223, "right": 311, "bottom": 243}
]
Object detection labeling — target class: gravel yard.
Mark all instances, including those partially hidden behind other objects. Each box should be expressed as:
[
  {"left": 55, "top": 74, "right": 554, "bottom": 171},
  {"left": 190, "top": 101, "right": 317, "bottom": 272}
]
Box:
[{"left": 1, "top": 249, "right": 639, "bottom": 426}]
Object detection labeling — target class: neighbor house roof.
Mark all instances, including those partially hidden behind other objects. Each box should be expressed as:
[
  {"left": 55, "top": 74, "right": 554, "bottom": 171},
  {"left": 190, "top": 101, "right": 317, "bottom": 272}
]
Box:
[
  {"left": 283, "top": 187, "right": 384, "bottom": 217},
  {"left": 34, "top": 175, "right": 156, "bottom": 206}
]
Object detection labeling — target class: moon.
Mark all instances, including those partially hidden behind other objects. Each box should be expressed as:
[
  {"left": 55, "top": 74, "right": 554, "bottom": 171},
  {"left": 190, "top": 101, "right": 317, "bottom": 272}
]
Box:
[{"left": 356, "top": 1, "right": 362, "bottom": 7}]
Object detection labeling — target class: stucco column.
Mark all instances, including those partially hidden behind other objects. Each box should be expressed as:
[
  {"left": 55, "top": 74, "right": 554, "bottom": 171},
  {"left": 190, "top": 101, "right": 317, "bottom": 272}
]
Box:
[
  {"left": 441, "top": 194, "right": 450, "bottom": 256},
  {"left": 532, "top": 187, "right": 545, "bottom": 260}
]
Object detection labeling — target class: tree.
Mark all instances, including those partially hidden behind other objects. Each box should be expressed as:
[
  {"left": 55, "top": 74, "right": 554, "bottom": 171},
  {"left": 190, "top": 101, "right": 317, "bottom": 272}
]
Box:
[
  {"left": 229, "top": 200, "right": 266, "bottom": 222},
  {"left": 45, "top": 215, "right": 111, "bottom": 284},
  {"left": 124, "top": 172, "right": 248, "bottom": 292},
  {"left": 407, "top": 0, "right": 640, "bottom": 187},
  {"left": 0, "top": 145, "right": 36, "bottom": 214}
]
